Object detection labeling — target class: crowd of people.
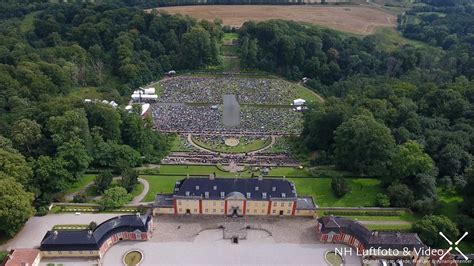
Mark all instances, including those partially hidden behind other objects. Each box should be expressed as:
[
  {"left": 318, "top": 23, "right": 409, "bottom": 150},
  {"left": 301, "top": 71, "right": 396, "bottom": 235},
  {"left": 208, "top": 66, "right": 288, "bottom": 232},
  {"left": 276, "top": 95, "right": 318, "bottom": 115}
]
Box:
[
  {"left": 158, "top": 76, "right": 302, "bottom": 105},
  {"left": 162, "top": 151, "right": 300, "bottom": 167},
  {"left": 151, "top": 104, "right": 302, "bottom": 135}
]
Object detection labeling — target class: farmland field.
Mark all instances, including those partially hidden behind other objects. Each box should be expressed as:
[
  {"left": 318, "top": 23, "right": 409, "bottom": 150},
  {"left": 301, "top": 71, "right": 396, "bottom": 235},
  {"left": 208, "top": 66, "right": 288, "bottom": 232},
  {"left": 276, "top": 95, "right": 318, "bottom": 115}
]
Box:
[{"left": 152, "top": 5, "right": 396, "bottom": 35}]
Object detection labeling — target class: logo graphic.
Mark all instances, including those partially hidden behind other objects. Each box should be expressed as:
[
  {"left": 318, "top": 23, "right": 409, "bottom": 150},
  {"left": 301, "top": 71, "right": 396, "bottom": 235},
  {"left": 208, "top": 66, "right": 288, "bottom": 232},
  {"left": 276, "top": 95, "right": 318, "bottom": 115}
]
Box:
[{"left": 439, "top": 231, "right": 469, "bottom": 260}]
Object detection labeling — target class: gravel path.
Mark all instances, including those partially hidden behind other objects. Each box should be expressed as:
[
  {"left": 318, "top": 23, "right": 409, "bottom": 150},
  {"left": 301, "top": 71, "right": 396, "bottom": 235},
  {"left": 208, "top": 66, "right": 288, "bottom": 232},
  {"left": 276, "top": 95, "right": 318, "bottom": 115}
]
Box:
[{"left": 130, "top": 178, "right": 149, "bottom": 204}]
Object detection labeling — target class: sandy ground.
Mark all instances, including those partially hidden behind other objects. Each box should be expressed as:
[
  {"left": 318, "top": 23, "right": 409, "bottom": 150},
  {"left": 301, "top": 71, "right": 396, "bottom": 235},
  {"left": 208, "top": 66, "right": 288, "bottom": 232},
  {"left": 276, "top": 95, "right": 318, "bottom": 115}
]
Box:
[{"left": 151, "top": 5, "right": 396, "bottom": 34}]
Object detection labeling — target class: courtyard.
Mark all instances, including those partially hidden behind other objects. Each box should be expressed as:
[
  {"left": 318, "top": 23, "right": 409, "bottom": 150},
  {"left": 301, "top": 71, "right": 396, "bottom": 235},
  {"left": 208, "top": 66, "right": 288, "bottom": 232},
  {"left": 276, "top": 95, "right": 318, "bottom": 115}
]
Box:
[{"left": 102, "top": 215, "right": 362, "bottom": 265}]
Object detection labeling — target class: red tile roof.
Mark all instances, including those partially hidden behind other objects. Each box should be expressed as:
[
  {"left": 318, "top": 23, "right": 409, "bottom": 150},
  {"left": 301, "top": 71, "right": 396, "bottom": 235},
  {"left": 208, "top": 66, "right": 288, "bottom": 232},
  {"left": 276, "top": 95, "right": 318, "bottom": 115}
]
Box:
[{"left": 4, "top": 249, "right": 40, "bottom": 266}]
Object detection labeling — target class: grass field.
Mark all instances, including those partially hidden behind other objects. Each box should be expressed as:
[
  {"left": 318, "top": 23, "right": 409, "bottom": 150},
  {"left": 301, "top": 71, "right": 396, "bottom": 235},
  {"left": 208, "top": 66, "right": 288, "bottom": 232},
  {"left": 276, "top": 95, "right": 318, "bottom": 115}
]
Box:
[
  {"left": 153, "top": 5, "right": 396, "bottom": 35},
  {"left": 141, "top": 175, "right": 182, "bottom": 201},
  {"left": 290, "top": 178, "right": 382, "bottom": 207},
  {"left": 65, "top": 174, "right": 96, "bottom": 195},
  {"left": 141, "top": 174, "right": 382, "bottom": 207}
]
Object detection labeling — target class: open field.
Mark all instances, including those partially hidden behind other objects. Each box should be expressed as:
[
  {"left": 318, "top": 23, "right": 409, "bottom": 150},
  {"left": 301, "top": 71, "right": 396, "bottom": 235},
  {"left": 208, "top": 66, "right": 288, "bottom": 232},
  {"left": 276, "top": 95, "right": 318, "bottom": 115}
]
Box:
[{"left": 153, "top": 5, "right": 396, "bottom": 35}]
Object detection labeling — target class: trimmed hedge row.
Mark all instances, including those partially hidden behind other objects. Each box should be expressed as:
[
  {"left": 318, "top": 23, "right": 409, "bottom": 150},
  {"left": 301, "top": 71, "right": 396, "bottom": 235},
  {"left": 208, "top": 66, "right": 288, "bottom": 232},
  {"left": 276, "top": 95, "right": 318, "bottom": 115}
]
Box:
[{"left": 322, "top": 210, "right": 404, "bottom": 217}]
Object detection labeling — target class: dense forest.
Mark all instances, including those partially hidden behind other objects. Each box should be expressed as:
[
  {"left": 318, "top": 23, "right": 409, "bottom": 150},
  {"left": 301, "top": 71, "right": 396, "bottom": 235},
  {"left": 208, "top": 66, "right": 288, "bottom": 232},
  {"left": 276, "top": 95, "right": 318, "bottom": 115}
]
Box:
[
  {"left": 238, "top": 0, "right": 474, "bottom": 243},
  {"left": 0, "top": 1, "right": 222, "bottom": 236}
]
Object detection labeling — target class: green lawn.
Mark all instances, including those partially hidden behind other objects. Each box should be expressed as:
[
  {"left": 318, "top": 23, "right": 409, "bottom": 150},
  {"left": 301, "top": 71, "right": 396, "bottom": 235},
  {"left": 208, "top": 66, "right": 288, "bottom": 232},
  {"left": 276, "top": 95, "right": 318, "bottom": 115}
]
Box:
[
  {"left": 130, "top": 182, "right": 145, "bottom": 198},
  {"left": 269, "top": 167, "right": 310, "bottom": 177},
  {"left": 289, "top": 178, "right": 382, "bottom": 207},
  {"left": 141, "top": 175, "right": 183, "bottom": 202},
  {"left": 436, "top": 188, "right": 463, "bottom": 219},
  {"left": 65, "top": 174, "right": 96, "bottom": 195},
  {"left": 371, "top": 27, "right": 434, "bottom": 52},
  {"left": 294, "top": 84, "right": 324, "bottom": 104},
  {"left": 141, "top": 174, "right": 382, "bottom": 207},
  {"left": 221, "top": 45, "right": 239, "bottom": 56},
  {"left": 223, "top": 33, "right": 239, "bottom": 41}
]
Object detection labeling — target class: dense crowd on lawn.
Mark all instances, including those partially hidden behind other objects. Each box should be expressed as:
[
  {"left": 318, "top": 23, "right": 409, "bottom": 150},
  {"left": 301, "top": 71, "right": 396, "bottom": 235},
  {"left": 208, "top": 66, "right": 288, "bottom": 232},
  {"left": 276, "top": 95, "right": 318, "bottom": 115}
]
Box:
[
  {"left": 162, "top": 151, "right": 299, "bottom": 167},
  {"left": 158, "top": 76, "right": 300, "bottom": 104},
  {"left": 192, "top": 135, "right": 270, "bottom": 151},
  {"left": 151, "top": 104, "right": 302, "bottom": 134}
]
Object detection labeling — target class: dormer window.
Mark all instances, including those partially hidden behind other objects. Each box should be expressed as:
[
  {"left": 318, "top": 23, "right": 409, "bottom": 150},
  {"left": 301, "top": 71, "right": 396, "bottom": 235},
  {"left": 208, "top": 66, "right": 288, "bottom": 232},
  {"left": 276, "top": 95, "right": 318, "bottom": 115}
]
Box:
[
  {"left": 220, "top": 192, "right": 225, "bottom": 198},
  {"left": 185, "top": 191, "right": 190, "bottom": 196},
  {"left": 213, "top": 185, "right": 217, "bottom": 190},
  {"left": 262, "top": 192, "right": 267, "bottom": 199},
  {"left": 255, "top": 186, "right": 259, "bottom": 191},
  {"left": 281, "top": 193, "right": 286, "bottom": 198},
  {"left": 246, "top": 192, "right": 251, "bottom": 198},
  {"left": 205, "top": 192, "right": 209, "bottom": 198},
  {"left": 195, "top": 185, "right": 199, "bottom": 190},
  {"left": 272, "top": 187, "right": 276, "bottom": 192}
]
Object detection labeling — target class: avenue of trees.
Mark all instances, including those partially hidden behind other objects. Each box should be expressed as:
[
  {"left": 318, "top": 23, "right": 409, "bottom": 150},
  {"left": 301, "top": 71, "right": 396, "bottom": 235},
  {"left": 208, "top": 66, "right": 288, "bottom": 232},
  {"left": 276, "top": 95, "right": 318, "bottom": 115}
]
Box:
[{"left": 0, "top": 1, "right": 223, "bottom": 236}]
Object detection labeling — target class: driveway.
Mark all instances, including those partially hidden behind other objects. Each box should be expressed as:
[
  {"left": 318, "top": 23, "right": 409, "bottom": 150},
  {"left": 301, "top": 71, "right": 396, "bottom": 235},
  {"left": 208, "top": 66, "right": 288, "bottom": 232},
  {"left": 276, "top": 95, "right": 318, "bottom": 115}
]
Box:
[{"left": 1, "top": 213, "right": 118, "bottom": 250}]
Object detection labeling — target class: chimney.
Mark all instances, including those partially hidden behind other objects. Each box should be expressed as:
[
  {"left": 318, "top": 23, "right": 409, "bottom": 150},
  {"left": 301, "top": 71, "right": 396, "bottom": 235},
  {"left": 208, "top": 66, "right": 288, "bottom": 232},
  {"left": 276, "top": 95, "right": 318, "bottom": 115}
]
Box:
[
  {"left": 209, "top": 174, "right": 215, "bottom": 180},
  {"left": 258, "top": 175, "right": 263, "bottom": 181}
]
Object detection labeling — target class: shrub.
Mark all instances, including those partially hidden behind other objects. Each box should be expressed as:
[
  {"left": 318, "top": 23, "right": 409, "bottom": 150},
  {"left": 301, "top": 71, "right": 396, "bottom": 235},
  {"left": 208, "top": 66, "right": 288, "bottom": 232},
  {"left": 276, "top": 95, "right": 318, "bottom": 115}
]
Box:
[
  {"left": 73, "top": 194, "right": 87, "bottom": 203},
  {"left": 375, "top": 193, "right": 390, "bottom": 207},
  {"left": 89, "top": 221, "right": 98, "bottom": 230},
  {"left": 387, "top": 183, "right": 414, "bottom": 207},
  {"left": 331, "top": 176, "right": 351, "bottom": 198}
]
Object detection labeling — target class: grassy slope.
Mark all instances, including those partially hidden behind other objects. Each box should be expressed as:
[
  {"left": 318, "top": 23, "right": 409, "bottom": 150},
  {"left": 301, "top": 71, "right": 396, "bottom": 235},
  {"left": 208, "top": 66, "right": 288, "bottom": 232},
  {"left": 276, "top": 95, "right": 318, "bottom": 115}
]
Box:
[{"left": 65, "top": 174, "right": 96, "bottom": 195}]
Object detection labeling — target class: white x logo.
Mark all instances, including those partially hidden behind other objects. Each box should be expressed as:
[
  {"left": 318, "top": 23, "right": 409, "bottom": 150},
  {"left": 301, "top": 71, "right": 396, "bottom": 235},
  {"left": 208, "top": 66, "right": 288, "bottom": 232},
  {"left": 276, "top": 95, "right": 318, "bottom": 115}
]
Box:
[{"left": 439, "top": 231, "right": 469, "bottom": 261}]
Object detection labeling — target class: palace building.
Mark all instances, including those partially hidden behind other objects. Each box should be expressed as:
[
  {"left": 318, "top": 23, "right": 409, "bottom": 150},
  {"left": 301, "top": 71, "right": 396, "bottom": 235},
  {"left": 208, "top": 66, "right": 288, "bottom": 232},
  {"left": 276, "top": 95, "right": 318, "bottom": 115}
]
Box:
[
  {"left": 316, "top": 216, "right": 428, "bottom": 262},
  {"left": 153, "top": 177, "right": 317, "bottom": 217},
  {"left": 39, "top": 214, "right": 152, "bottom": 259}
]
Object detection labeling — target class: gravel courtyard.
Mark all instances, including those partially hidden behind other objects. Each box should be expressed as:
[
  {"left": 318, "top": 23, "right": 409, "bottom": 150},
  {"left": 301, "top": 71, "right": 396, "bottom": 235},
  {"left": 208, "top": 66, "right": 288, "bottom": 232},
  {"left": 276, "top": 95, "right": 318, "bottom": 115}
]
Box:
[{"left": 102, "top": 215, "right": 362, "bottom": 265}]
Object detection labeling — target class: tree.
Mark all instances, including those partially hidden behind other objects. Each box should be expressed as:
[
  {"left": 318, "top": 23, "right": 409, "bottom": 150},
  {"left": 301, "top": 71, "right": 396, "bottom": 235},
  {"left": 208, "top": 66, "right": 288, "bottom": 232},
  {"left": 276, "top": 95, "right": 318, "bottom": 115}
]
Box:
[
  {"left": 331, "top": 176, "right": 351, "bottom": 198},
  {"left": 334, "top": 114, "right": 396, "bottom": 176},
  {"left": 57, "top": 137, "right": 92, "bottom": 178},
  {"left": 94, "top": 171, "right": 113, "bottom": 194},
  {"left": 47, "top": 109, "right": 91, "bottom": 147},
  {"left": 387, "top": 183, "right": 414, "bottom": 207},
  {"left": 390, "top": 140, "right": 434, "bottom": 181},
  {"left": 99, "top": 187, "right": 131, "bottom": 210},
  {"left": 413, "top": 215, "right": 459, "bottom": 247},
  {"left": 0, "top": 178, "right": 35, "bottom": 236},
  {"left": 32, "top": 156, "right": 71, "bottom": 205},
  {"left": 181, "top": 27, "right": 216, "bottom": 68},
  {"left": 93, "top": 141, "right": 141, "bottom": 169},
  {"left": 120, "top": 167, "right": 138, "bottom": 193},
  {"left": 10, "top": 118, "right": 42, "bottom": 155},
  {"left": 0, "top": 147, "right": 33, "bottom": 188}
]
